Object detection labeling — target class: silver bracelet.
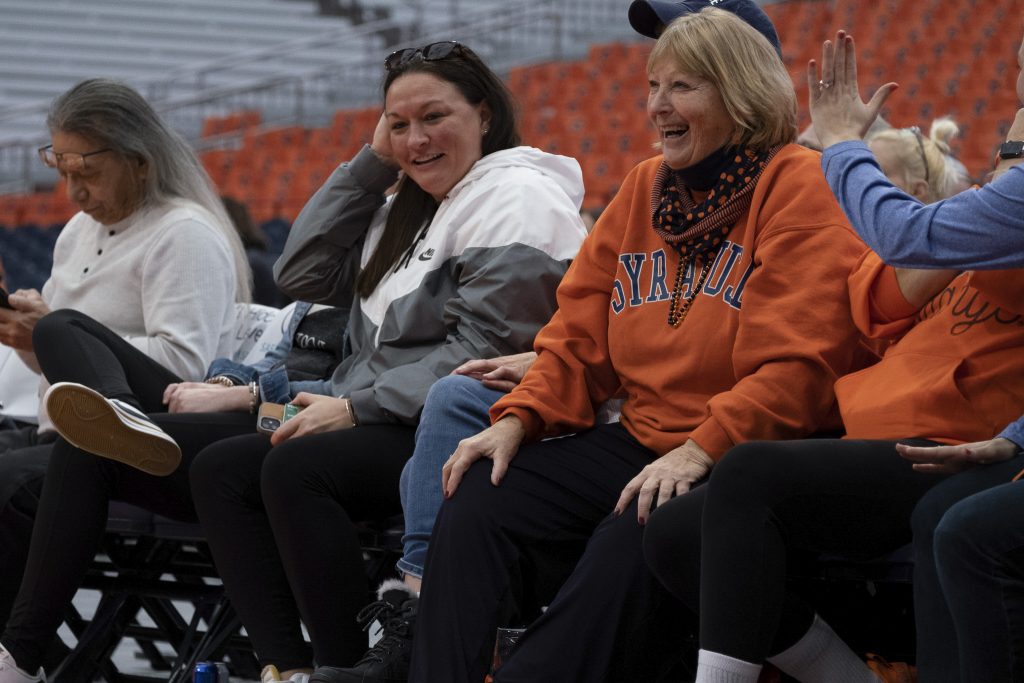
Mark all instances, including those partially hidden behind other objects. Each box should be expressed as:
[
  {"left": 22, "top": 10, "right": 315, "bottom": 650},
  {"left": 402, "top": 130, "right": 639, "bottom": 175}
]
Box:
[{"left": 248, "top": 382, "right": 260, "bottom": 414}]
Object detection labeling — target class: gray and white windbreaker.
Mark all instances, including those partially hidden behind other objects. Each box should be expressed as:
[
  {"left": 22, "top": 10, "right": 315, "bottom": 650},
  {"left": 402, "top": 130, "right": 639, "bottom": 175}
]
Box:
[{"left": 274, "top": 144, "right": 588, "bottom": 425}]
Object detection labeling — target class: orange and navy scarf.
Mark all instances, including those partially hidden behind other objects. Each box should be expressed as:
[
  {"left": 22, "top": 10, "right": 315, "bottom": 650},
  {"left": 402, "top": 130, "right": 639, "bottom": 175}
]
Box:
[{"left": 651, "top": 145, "right": 780, "bottom": 326}]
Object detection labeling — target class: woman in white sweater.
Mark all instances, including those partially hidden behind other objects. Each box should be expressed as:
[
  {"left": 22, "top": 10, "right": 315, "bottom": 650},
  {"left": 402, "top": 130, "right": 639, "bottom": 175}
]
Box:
[{"left": 0, "top": 78, "right": 249, "bottom": 682}]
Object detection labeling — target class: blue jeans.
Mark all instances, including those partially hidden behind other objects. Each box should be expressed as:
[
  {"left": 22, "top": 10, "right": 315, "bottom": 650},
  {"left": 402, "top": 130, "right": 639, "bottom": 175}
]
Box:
[
  {"left": 911, "top": 453, "right": 1024, "bottom": 682},
  {"left": 397, "top": 375, "right": 503, "bottom": 579},
  {"left": 937, "top": 482, "right": 1024, "bottom": 683}
]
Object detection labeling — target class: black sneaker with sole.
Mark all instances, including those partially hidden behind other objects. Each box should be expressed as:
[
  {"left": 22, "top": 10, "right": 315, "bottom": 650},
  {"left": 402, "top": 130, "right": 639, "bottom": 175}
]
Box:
[{"left": 311, "top": 585, "right": 417, "bottom": 683}]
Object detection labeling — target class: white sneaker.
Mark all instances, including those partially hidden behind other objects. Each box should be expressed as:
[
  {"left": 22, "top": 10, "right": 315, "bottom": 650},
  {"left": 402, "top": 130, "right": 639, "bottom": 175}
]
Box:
[
  {"left": 0, "top": 646, "right": 44, "bottom": 682},
  {"left": 261, "top": 665, "right": 310, "bottom": 683},
  {"left": 44, "top": 382, "right": 181, "bottom": 477}
]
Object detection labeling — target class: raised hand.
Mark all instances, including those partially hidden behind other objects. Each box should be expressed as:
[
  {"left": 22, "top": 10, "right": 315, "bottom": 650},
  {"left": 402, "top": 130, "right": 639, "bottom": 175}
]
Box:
[{"left": 808, "top": 30, "right": 898, "bottom": 148}]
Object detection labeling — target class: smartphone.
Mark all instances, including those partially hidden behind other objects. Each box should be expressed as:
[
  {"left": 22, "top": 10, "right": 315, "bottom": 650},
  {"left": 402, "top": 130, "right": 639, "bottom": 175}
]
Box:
[
  {"left": 256, "top": 402, "right": 301, "bottom": 435},
  {"left": 0, "top": 288, "right": 12, "bottom": 310}
]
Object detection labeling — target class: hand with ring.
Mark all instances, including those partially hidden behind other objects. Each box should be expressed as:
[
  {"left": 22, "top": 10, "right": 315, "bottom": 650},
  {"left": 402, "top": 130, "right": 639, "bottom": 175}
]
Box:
[{"left": 808, "top": 30, "right": 898, "bottom": 149}]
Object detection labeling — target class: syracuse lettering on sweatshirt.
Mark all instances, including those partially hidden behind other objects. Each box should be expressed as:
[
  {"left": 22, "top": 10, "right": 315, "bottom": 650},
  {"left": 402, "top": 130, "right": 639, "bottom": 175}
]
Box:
[{"left": 493, "top": 145, "right": 867, "bottom": 459}]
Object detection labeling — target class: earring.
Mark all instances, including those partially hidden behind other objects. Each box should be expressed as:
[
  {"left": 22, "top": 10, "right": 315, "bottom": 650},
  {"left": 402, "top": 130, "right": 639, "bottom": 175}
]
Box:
[{"left": 482, "top": 126, "right": 489, "bottom": 136}]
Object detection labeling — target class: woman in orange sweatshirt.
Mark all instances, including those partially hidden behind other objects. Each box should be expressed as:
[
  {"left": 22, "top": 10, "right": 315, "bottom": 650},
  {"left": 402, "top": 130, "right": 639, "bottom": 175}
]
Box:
[
  {"left": 407, "top": 7, "right": 868, "bottom": 683},
  {"left": 641, "top": 31, "right": 1024, "bottom": 683},
  {"left": 645, "top": 251, "right": 1024, "bottom": 683}
]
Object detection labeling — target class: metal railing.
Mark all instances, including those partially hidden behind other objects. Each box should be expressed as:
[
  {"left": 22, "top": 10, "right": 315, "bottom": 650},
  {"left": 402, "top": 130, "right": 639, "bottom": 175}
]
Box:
[{"left": 0, "top": 0, "right": 640, "bottom": 193}]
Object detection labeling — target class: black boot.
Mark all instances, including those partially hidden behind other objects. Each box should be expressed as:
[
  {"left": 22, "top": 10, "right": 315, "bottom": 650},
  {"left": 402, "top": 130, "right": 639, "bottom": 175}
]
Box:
[{"left": 312, "top": 581, "right": 417, "bottom": 683}]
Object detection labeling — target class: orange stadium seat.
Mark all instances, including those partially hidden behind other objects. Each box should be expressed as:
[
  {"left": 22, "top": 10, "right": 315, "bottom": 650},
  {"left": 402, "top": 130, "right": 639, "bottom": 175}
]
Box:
[
  {"left": 4, "top": 0, "right": 1021, "bottom": 230},
  {"left": 200, "top": 110, "right": 262, "bottom": 138}
]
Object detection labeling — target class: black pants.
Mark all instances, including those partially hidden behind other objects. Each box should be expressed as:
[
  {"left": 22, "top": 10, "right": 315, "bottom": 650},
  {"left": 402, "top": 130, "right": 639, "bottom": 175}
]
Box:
[
  {"left": 1, "top": 309, "right": 255, "bottom": 672},
  {"left": 409, "top": 423, "right": 692, "bottom": 683},
  {"left": 644, "top": 438, "right": 944, "bottom": 666},
  {"left": 0, "top": 426, "right": 55, "bottom": 629},
  {"left": 189, "top": 426, "right": 415, "bottom": 670}
]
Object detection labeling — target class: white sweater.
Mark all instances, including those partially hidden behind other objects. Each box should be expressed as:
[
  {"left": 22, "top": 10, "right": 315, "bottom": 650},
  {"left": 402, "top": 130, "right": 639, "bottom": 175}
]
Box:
[{"left": 42, "top": 198, "right": 238, "bottom": 380}]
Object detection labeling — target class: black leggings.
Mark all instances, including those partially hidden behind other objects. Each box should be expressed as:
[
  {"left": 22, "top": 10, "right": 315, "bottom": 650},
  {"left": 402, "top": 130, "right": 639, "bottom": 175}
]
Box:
[
  {"left": 0, "top": 428, "right": 53, "bottom": 630},
  {"left": 34, "top": 308, "right": 182, "bottom": 410},
  {"left": 1, "top": 309, "right": 255, "bottom": 672},
  {"left": 644, "top": 438, "right": 945, "bottom": 664},
  {"left": 189, "top": 425, "right": 415, "bottom": 670}
]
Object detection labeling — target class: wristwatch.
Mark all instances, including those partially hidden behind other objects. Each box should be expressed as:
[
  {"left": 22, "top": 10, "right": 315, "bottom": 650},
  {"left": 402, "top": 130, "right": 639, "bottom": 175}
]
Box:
[{"left": 998, "top": 140, "right": 1024, "bottom": 159}]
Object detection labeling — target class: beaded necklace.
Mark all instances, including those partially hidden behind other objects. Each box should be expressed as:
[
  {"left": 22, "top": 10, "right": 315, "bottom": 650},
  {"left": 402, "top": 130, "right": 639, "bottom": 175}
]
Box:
[{"left": 651, "top": 145, "right": 780, "bottom": 327}]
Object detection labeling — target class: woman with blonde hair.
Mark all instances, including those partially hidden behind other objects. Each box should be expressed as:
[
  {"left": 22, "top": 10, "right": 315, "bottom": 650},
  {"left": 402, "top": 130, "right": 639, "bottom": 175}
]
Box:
[
  {"left": 865, "top": 116, "right": 962, "bottom": 203},
  {"left": 409, "top": 4, "right": 868, "bottom": 681}
]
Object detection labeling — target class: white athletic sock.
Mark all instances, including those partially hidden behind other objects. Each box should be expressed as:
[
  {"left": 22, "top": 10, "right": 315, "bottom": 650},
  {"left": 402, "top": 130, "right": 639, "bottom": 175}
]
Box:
[
  {"left": 695, "top": 649, "right": 762, "bottom": 683},
  {"left": 767, "top": 614, "right": 880, "bottom": 682}
]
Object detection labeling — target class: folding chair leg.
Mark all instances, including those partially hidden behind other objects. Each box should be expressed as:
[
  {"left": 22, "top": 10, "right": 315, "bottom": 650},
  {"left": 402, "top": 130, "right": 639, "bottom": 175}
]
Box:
[
  {"left": 53, "top": 591, "right": 140, "bottom": 683},
  {"left": 167, "top": 598, "right": 240, "bottom": 683}
]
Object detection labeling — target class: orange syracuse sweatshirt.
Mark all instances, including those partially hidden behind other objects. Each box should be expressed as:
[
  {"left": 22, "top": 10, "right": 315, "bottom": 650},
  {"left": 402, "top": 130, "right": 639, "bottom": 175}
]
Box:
[
  {"left": 492, "top": 145, "right": 867, "bottom": 459},
  {"left": 838, "top": 251, "right": 1024, "bottom": 444}
]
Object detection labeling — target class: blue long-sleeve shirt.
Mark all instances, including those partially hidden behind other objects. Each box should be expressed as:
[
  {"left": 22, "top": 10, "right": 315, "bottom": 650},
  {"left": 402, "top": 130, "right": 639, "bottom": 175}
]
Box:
[{"left": 822, "top": 140, "right": 1024, "bottom": 447}]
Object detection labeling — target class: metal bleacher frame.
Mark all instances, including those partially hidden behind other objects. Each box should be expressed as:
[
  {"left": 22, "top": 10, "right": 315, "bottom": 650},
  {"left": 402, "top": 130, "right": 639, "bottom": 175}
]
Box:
[
  {"left": 0, "top": 0, "right": 639, "bottom": 195},
  {"left": 54, "top": 503, "right": 258, "bottom": 683},
  {"left": 53, "top": 502, "right": 403, "bottom": 682}
]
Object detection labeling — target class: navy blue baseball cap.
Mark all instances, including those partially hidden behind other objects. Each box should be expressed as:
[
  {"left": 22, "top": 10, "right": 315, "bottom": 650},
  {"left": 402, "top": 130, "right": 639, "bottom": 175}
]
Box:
[{"left": 628, "top": 0, "right": 782, "bottom": 56}]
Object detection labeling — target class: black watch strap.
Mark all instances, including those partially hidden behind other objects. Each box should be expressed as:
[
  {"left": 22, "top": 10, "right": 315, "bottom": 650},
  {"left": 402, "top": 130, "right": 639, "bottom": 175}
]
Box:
[{"left": 999, "top": 140, "right": 1024, "bottom": 159}]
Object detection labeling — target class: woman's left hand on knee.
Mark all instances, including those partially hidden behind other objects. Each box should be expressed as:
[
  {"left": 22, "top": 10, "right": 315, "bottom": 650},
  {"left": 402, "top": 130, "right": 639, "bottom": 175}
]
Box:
[
  {"left": 614, "top": 439, "right": 713, "bottom": 524},
  {"left": 442, "top": 415, "right": 525, "bottom": 496}
]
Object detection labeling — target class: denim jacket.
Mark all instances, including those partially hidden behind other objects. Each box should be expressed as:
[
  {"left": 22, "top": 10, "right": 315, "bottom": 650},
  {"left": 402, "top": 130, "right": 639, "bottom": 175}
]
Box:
[{"left": 204, "top": 301, "right": 337, "bottom": 404}]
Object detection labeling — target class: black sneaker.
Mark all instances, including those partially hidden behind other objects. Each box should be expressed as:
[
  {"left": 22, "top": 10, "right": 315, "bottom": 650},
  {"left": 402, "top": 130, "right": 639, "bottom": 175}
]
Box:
[{"left": 311, "top": 584, "right": 417, "bottom": 683}]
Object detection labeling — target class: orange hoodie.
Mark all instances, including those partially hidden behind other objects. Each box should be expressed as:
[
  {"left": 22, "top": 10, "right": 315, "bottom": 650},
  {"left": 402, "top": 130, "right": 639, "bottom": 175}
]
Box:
[
  {"left": 838, "top": 252, "right": 1024, "bottom": 443},
  {"left": 492, "top": 145, "right": 867, "bottom": 459}
]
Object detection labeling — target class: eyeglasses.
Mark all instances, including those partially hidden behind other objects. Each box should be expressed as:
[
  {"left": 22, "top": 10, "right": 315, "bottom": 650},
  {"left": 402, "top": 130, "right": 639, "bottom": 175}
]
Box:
[
  {"left": 906, "top": 127, "right": 930, "bottom": 184},
  {"left": 385, "top": 41, "right": 464, "bottom": 72},
  {"left": 37, "top": 144, "right": 112, "bottom": 172}
]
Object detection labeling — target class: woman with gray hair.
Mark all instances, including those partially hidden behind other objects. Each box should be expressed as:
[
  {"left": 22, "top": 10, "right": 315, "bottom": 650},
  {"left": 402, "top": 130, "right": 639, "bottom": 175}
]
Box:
[{"left": 0, "top": 78, "right": 248, "bottom": 682}]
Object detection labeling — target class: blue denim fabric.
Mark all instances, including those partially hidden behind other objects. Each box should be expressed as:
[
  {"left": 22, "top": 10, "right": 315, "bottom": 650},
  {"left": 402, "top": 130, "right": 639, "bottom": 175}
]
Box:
[
  {"left": 911, "top": 453, "right": 1024, "bottom": 682},
  {"left": 204, "top": 302, "right": 331, "bottom": 404},
  {"left": 1000, "top": 419, "right": 1024, "bottom": 450},
  {"left": 933, "top": 480, "right": 1024, "bottom": 682},
  {"left": 397, "top": 374, "right": 504, "bottom": 578}
]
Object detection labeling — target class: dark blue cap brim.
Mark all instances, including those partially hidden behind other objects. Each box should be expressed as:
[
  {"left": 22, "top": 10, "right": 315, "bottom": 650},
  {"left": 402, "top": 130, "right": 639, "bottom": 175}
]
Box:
[{"left": 627, "top": 0, "right": 782, "bottom": 56}]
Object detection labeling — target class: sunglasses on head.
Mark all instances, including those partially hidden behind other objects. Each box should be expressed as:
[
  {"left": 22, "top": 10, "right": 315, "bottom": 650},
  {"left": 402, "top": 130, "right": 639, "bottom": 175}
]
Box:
[
  {"left": 906, "top": 126, "right": 930, "bottom": 184},
  {"left": 385, "top": 41, "right": 464, "bottom": 72}
]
